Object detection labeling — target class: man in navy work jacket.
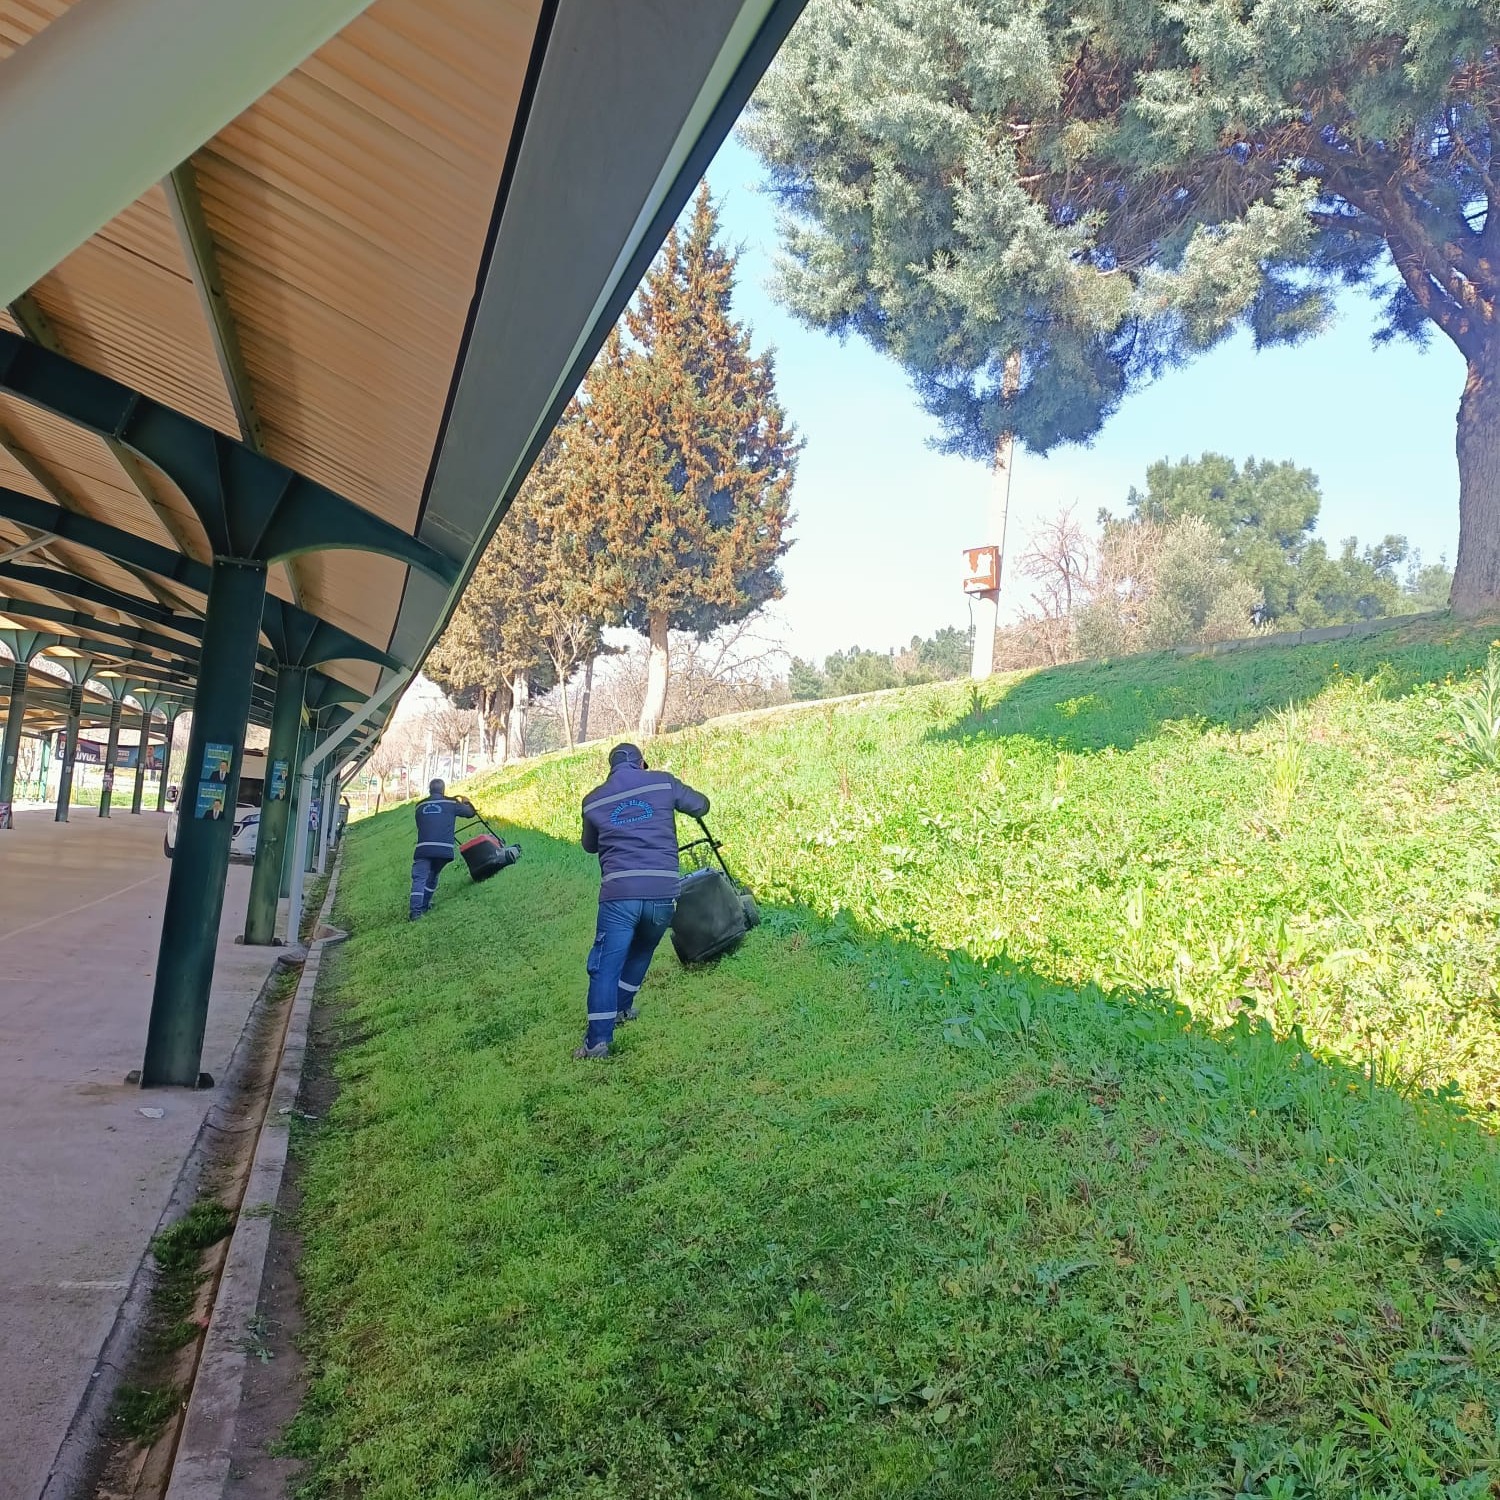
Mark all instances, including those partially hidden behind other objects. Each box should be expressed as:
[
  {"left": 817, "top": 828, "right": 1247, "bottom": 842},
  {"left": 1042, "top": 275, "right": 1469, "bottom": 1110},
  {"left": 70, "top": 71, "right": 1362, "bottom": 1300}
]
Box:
[
  {"left": 576, "top": 743, "right": 709, "bottom": 1059},
  {"left": 410, "top": 778, "right": 476, "bottom": 920}
]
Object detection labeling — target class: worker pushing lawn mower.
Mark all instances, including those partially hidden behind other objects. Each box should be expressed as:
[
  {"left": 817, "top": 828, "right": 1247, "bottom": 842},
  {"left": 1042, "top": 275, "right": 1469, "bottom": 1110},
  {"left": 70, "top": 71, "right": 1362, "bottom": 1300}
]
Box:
[
  {"left": 575, "top": 742, "right": 755, "bottom": 1060},
  {"left": 409, "top": 778, "right": 520, "bottom": 920}
]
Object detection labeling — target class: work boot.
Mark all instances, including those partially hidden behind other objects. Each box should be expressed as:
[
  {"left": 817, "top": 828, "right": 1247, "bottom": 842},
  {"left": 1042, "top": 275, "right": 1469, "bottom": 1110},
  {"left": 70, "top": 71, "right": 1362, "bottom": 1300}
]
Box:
[
  {"left": 572, "top": 1041, "right": 610, "bottom": 1061},
  {"left": 616, "top": 1006, "right": 639, "bottom": 1024}
]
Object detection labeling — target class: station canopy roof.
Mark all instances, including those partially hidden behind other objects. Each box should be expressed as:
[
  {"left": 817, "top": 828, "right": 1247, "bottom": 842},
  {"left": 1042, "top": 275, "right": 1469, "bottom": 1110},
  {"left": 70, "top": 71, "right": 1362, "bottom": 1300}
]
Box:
[{"left": 0, "top": 0, "right": 805, "bottom": 758}]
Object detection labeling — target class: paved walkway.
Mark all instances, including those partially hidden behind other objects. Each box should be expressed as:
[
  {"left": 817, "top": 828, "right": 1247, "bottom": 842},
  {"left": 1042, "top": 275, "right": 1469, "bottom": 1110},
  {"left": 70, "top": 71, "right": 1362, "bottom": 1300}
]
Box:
[{"left": 0, "top": 810, "right": 282, "bottom": 1500}]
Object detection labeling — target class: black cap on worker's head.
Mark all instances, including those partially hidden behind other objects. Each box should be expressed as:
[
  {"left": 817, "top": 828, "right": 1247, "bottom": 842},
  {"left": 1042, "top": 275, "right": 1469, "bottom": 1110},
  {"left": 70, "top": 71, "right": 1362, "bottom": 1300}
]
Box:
[
  {"left": 428, "top": 777, "right": 446, "bottom": 797},
  {"left": 609, "top": 742, "right": 643, "bottom": 770}
]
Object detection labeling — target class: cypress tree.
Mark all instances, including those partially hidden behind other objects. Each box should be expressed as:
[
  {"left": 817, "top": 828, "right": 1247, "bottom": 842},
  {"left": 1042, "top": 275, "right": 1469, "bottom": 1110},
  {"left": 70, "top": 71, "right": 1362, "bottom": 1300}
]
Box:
[{"left": 574, "top": 185, "right": 798, "bottom": 736}]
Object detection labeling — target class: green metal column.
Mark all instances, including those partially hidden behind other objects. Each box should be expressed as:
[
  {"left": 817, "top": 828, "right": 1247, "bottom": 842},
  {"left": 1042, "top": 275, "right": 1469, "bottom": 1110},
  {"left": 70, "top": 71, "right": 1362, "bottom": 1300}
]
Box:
[
  {"left": 156, "top": 709, "right": 181, "bottom": 812},
  {"left": 130, "top": 697, "right": 150, "bottom": 814},
  {"left": 140, "top": 559, "right": 267, "bottom": 1088},
  {"left": 0, "top": 655, "right": 29, "bottom": 814},
  {"left": 98, "top": 690, "right": 125, "bottom": 817},
  {"left": 245, "top": 665, "right": 305, "bottom": 945},
  {"left": 98, "top": 700, "right": 123, "bottom": 815},
  {"left": 280, "top": 716, "right": 304, "bottom": 898},
  {"left": 53, "top": 655, "right": 94, "bottom": 822}
]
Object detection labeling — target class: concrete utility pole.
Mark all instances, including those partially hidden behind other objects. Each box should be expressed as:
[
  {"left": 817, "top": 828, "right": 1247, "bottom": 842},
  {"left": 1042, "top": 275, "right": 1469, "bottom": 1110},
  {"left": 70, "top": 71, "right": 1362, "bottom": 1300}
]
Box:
[{"left": 967, "top": 351, "right": 1022, "bottom": 682}]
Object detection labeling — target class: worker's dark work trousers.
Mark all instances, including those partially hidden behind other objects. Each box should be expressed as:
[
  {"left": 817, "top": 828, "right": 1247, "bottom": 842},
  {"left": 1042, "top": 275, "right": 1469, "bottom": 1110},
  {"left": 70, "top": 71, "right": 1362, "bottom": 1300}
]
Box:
[
  {"left": 585, "top": 897, "right": 675, "bottom": 1048},
  {"left": 410, "top": 855, "right": 451, "bottom": 918}
]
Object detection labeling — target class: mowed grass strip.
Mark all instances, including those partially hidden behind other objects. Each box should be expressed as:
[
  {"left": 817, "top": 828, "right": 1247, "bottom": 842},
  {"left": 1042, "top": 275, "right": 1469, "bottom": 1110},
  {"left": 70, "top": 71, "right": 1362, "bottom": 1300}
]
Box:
[{"left": 290, "top": 618, "right": 1500, "bottom": 1498}]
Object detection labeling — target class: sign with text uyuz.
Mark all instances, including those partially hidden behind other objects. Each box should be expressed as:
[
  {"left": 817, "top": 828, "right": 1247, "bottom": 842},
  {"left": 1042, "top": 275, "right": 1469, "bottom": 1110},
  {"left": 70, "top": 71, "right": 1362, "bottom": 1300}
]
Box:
[{"left": 58, "top": 737, "right": 165, "bottom": 770}]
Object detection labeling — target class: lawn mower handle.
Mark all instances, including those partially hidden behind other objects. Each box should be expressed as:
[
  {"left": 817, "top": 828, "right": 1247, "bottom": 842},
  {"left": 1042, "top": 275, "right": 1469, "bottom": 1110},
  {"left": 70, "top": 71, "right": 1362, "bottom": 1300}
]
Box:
[{"left": 678, "top": 813, "right": 736, "bottom": 881}]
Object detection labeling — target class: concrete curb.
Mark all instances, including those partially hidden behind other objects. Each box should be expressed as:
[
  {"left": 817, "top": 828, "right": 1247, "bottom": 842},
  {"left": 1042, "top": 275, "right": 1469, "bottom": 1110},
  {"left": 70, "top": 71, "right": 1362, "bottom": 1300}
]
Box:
[
  {"left": 164, "top": 861, "right": 344, "bottom": 1500},
  {"left": 39, "top": 943, "right": 293, "bottom": 1500}
]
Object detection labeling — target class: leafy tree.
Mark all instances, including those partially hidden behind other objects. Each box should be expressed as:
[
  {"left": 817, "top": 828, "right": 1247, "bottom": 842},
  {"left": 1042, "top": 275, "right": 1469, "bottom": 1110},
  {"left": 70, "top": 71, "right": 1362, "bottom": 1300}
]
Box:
[
  {"left": 1124, "top": 456, "right": 1321, "bottom": 624},
  {"left": 573, "top": 185, "right": 798, "bottom": 736},
  {"left": 1406, "top": 554, "right": 1457, "bottom": 611},
  {"left": 745, "top": 0, "right": 1500, "bottom": 613},
  {"left": 426, "top": 443, "right": 590, "bottom": 762},
  {"left": 1120, "top": 453, "right": 1423, "bottom": 625},
  {"left": 1294, "top": 535, "right": 1409, "bottom": 624},
  {"left": 824, "top": 647, "right": 902, "bottom": 695},
  {"left": 506, "top": 413, "right": 605, "bottom": 749},
  {"left": 1075, "top": 516, "right": 1259, "bottom": 656},
  {"left": 912, "top": 626, "right": 973, "bottom": 677},
  {"left": 791, "top": 626, "right": 974, "bottom": 698},
  {"left": 789, "top": 656, "right": 827, "bottom": 699}
]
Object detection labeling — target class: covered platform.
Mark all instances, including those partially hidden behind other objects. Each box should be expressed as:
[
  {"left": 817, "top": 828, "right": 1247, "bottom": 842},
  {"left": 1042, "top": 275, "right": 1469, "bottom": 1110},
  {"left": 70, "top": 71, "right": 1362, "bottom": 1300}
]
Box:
[
  {"left": 0, "top": 809, "right": 283, "bottom": 1498},
  {"left": 0, "top": 0, "right": 807, "bottom": 1091}
]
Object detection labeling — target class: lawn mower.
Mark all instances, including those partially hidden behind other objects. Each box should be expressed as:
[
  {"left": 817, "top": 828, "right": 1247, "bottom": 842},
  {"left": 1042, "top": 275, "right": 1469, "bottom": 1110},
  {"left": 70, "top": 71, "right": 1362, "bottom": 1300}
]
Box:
[
  {"left": 457, "top": 814, "right": 522, "bottom": 883},
  {"left": 671, "top": 815, "right": 759, "bottom": 964}
]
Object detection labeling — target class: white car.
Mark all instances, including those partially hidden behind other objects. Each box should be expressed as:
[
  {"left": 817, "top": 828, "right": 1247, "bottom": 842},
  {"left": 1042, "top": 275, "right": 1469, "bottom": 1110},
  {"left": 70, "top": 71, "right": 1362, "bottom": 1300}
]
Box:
[{"left": 164, "top": 751, "right": 267, "bottom": 861}]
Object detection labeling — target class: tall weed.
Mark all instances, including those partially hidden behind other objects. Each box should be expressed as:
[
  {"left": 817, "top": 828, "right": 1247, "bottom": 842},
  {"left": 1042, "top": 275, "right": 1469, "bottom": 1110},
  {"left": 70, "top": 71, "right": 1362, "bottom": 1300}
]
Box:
[{"left": 1452, "top": 646, "right": 1500, "bottom": 771}]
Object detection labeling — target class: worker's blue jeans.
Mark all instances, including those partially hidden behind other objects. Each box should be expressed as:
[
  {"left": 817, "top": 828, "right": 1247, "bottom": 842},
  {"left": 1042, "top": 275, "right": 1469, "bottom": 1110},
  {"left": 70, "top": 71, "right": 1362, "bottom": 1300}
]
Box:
[
  {"left": 409, "top": 855, "right": 450, "bottom": 918},
  {"left": 585, "top": 897, "right": 675, "bottom": 1047}
]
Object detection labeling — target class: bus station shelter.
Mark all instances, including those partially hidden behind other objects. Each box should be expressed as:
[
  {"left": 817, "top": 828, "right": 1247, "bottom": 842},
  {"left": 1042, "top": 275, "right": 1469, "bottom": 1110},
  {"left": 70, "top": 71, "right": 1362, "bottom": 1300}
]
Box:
[{"left": 0, "top": 0, "right": 806, "bottom": 1088}]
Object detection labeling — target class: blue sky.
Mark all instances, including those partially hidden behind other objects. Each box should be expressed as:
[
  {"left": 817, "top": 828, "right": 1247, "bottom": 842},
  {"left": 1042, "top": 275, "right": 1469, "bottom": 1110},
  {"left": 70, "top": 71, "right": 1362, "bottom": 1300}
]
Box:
[{"left": 705, "top": 137, "right": 1466, "bottom": 664}]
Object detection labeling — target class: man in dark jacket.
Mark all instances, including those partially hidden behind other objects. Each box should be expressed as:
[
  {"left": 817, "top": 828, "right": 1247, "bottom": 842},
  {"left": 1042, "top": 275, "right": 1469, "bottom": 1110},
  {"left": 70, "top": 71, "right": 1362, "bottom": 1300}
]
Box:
[
  {"left": 575, "top": 743, "right": 709, "bottom": 1058},
  {"left": 410, "top": 778, "right": 476, "bottom": 920}
]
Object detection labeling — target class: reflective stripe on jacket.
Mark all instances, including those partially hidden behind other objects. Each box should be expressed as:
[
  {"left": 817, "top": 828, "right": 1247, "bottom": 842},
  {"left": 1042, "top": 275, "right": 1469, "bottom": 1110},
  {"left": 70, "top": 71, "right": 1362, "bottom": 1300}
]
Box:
[
  {"left": 581, "top": 764, "right": 709, "bottom": 902},
  {"left": 414, "top": 795, "right": 475, "bottom": 860}
]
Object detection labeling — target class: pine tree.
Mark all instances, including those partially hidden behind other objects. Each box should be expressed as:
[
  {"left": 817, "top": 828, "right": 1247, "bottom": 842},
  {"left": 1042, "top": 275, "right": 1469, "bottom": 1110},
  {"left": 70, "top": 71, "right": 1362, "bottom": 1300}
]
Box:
[
  {"left": 426, "top": 420, "right": 599, "bottom": 760},
  {"left": 573, "top": 185, "right": 798, "bottom": 736},
  {"left": 746, "top": 0, "right": 1500, "bottom": 614}
]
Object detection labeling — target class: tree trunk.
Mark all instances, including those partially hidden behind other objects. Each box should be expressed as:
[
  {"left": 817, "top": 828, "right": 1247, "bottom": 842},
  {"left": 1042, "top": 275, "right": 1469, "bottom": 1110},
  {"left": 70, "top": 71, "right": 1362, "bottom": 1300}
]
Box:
[
  {"left": 559, "top": 668, "right": 574, "bottom": 750},
  {"left": 577, "top": 657, "right": 594, "bottom": 744},
  {"left": 507, "top": 673, "right": 529, "bottom": 761},
  {"left": 639, "top": 612, "right": 670, "bottom": 737},
  {"left": 1451, "top": 352, "right": 1500, "bottom": 616}
]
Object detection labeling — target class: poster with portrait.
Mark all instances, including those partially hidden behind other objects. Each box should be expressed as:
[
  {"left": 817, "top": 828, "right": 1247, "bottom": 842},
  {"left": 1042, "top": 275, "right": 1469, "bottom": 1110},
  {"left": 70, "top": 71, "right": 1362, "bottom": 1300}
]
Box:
[
  {"left": 195, "top": 780, "right": 227, "bottom": 820},
  {"left": 201, "top": 743, "right": 233, "bottom": 782},
  {"left": 269, "top": 759, "right": 289, "bottom": 800}
]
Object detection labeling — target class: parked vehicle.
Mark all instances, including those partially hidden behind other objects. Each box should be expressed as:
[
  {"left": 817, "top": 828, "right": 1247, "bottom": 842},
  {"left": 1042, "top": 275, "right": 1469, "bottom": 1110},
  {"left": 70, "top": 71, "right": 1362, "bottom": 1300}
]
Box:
[{"left": 163, "top": 751, "right": 267, "bottom": 860}]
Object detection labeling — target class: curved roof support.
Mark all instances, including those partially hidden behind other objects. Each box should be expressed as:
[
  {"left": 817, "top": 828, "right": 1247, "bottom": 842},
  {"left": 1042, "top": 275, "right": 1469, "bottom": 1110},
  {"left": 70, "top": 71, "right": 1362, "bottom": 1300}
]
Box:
[
  {"left": 0, "top": 561, "right": 203, "bottom": 638},
  {"left": 0, "top": 332, "right": 461, "bottom": 585},
  {"left": 259, "top": 596, "right": 401, "bottom": 674},
  {"left": 0, "top": 596, "right": 201, "bottom": 664},
  {"left": 0, "top": 486, "right": 210, "bottom": 594},
  {"left": 0, "top": 488, "right": 403, "bottom": 671}
]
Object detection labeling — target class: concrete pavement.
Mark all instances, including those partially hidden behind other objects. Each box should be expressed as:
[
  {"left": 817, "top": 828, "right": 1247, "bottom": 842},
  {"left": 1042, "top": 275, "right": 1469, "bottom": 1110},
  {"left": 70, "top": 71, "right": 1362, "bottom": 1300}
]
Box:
[{"left": 0, "top": 809, "right": 281, "bottom": 1500}]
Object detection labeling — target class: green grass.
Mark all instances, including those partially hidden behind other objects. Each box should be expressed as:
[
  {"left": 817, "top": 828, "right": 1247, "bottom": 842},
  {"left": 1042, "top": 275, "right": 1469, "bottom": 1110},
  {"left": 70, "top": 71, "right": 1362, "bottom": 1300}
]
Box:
[{"left": 291, "top": 617, "right": 1500, "bottom": 1498}]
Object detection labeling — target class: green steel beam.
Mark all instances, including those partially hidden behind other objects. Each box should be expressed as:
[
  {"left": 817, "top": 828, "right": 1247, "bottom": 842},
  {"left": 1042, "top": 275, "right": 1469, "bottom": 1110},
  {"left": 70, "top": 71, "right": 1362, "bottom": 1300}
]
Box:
[
  {"left": 0, "top": 561, "right": 198, "bottom": 635},
  {"left": 8, "top": 294, "right": 212, "bottom": 563},
  {"left": 0, "top": 485, "right": 210, "bottom": 592},
  {"left": 0, "top": 333, "right": 460, "bottom": 584},
  {"left": 256, "top": 595, "right": 401, "bottom": 672},
  {"left": 0, "top": 595, "right": 201, "bottom": 664},
  {"left": 0, "top": 489, "right": 405, "bottom": 671}
]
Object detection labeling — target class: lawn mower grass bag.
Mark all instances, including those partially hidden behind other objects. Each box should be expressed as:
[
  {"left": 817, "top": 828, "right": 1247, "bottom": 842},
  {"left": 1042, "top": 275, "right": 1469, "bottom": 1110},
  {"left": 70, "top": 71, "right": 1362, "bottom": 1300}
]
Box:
[
  {"left": 458, "top": 817, "right": 522, "bottom": 883},
  {"left": 671, "top": 818, "right": 759, "bottom": 965}
]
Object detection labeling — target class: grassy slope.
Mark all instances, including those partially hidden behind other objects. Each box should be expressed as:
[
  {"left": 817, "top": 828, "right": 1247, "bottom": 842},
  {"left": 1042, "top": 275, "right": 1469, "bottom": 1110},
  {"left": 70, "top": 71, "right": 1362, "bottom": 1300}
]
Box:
[{"left": 291, "top": 618, "right": 1500, "bottom": 1499}]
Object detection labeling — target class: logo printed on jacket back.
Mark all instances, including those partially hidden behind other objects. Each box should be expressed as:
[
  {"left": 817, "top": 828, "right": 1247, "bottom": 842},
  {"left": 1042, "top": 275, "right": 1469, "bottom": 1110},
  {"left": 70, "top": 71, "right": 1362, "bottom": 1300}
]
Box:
[{"left": 610, "top": 798, "right": 654, "bottom": 826}]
